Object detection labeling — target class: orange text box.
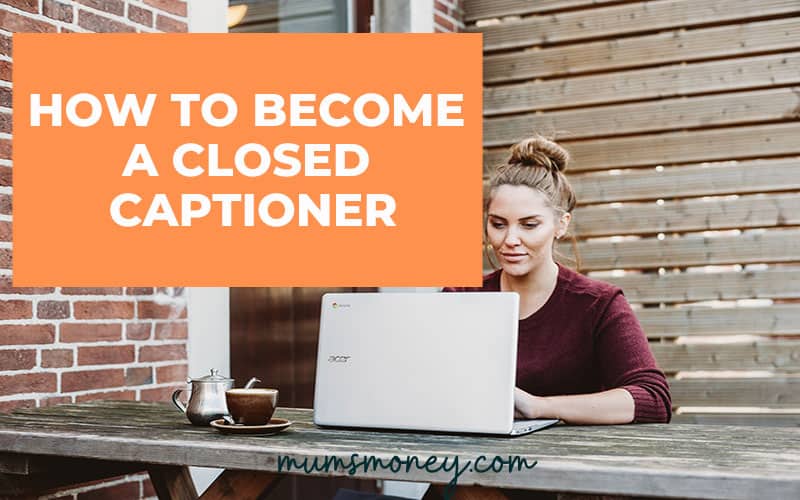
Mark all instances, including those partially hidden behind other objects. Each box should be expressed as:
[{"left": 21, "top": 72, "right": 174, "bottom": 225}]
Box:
[{"left": 13, "top": 33, "right": 483, "bottom": 287}]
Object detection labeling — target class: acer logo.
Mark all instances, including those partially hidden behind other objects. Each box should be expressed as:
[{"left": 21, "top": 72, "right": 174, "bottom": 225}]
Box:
[{"left": 328, "top": 355, "right": 351, "bottom": 363}]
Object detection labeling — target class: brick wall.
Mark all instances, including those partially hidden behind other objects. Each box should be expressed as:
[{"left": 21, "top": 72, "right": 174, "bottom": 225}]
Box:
[
  {"left": 434, "top": 0, "right": 464, "bottom": 32},
  {"left": 0, "top": 1, "right": 190, "bottom": 498}
]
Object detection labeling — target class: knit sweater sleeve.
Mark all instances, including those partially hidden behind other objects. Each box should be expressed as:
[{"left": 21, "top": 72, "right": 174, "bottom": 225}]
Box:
[{"left": 594, "top": 291, "right": 672, "bottom": 423}]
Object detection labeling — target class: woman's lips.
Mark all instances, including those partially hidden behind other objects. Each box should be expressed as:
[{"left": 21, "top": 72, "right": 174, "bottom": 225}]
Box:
[{"left": 500, "top": 253, "right": 528, "bottom": 263}]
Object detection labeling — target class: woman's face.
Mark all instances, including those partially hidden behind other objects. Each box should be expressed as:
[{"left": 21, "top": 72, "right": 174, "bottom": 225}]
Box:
[{"left": 486, "top": 184, "right": 567, "bottom": 278}]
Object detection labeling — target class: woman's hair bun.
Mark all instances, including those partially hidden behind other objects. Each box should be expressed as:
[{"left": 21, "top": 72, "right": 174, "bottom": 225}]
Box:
[{"left": 507, "top": 134, "right": 570, "bottom": 173}]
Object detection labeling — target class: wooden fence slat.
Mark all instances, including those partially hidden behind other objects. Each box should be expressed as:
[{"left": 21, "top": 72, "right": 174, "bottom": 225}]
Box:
[
  {"left": 484, "top": 18, "right": 800, "bottom": 83},
  {"left": 484, "top": 53, "right": 800, "bottom": 115},
  {"left": 464, "top": 0, "right": 622, "bottom": 22},
  {"left": 569, "top": 158, "right": 800, "bottom": 204},
  {"left": 601, "top": 268, "right": 800, "bottom": 303},
  {"left": 669, "top": 377, "right": 800, "bottom": 407},
  {"left": 652, "top": 341, "right": 800, "bottom": 372},
  {"left": 476, "top": 0, "right": 800, "bottom": 52},
  {"left": 484, "top": 123, "right": 800, "bottom": 172},
  {"left": 636, "top": 304, "right": 800, "bottom": 338},
  {"left": 571, "top": 193, "right": 800, "bottom": 237},
  {"left": 563, "top": 227, "right": 800, "bottom": 271},
  {"left": 485, "top": 87, "right": 800, "bottom": 145}
]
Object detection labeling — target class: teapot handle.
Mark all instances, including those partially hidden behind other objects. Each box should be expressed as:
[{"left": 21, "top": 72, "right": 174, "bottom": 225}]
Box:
[{"left": 172, "top": 389, "right": 188, "bottom": 413}]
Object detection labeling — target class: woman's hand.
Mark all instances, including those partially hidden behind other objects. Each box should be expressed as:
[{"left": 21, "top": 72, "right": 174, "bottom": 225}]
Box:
[{"left": 514, "top": 387, "right": 544, "bottom": 419}]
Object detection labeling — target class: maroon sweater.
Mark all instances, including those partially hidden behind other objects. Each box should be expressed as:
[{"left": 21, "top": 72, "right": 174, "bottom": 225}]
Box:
[{"left": 444, "top": 264, "right": 672, "bottom": 423}]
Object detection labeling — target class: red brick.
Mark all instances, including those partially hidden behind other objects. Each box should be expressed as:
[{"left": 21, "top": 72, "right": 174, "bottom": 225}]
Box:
[
  {"left": 43, "top": 0, "right": 75, "bottom": 23},
  {"left": 0, "top": 220, "right": 10, "bottom": 242},
  {"left": 0, "top": 60, "right": 10, "bottom": 82},
  {"left": 75, "top": 389, "right": 135, "bottom": 402},
  {"left": 77, "top": 10, "right": 136, "bottom": 32},
  {"left": 0, "top": 193, "right": 10, "bottom": 215},
  {"left": 435, "top": 1, "right": 447, "bottom": 14},
  {"left": 155, "top": 14, "right": 187, "bottom": 32},
  {"left": 138, "top": 301, "right": 186, "bottom": 319},
  {"left": 39, "top": 395, "right": 72, "bottom": 407},
  {"left": 155, "top": 322, "right": 187, "bottom": 339},
  {"left": 0, "top": 349, "right": 35, "bottom": 370},
  {"left": 126, "top": 287, "right": 153, "bottom": 295},
  {"left": 78, "top": 345, "right": 134, "bottom": 365},
  {"left": 0, "top": 398, "right": 35, "bottom": 413},
  {"left": 142, "top": 478, "right": 156, "bottom": 497},
  {"left": 0, "top": 138, "right": 10, "bottom": 160},
  {"left": 3, "top": 0, "right": 38, "bottom": 14},
  {"left": 139, "top": 344, "right": 186, "bottom": 362},
  {"left": 0, "top": 34, "right": 10, "bottom": 58},
  {"left": 74, "top": 300, "right": 134, "bottom": 319},
  {"left": 60, "top": 323, "right": 121, "bottom": 343},
  {"left": 0, "top": 113, "right": 9, "bottom": 135},
  {"left": 125, "top": 322, "right": 151, "bottom": 340},
  {"left": 0, "top": 248, "right": 11, "bottom": 268},
  {"left": 0, "top": 372, "right": 56, "bottom": 396},
  {"left": 0, "top": 166, "right": 9, "bottom": 186},
  {"left": 0, "top": 299, "right": 31, "bottom": 319},
  {"left": 140, "top": 384, "right": 181, "bottom": 402},
  {"left": 41, "top": 348, "right": 73, "bottom": 368},
  {"left": 156, "top": 364, "right": 187, "bottom": 383},
  {"left": 0, "top": 276, "right": 55, "bottom": 293},
  {"left": 434, "top": 13, "right": 455, "bottom": 32},
  {"left": 77, "top": 479, "right": 139, "bottom": 500},
  {"left": 75, "top": 0, "right": 124, "bottom": 16},
  {"left": 62, "top": 287, "right": 122, "bottom": 295},
  {"left": 37, "top": 300, "right": 70, "bottom": 319},
  {"left": 144, "top": 0, "right": 186, "bottom": 17},
  {"left": 0, "top": 324, "right": 55, "bottom": 345},
  {"left": 125, "top": 366, "right": 153, "bottom": 386},
  {"left": 61, "top": 369, "right": 124, "bottom": 392},
  {"left": 128, "top": 4, "right": 153, "bottom": 27},
  {"left": 0, "top": 86, "right": 10, "bottom": 108},
  {"left": 0, "top": 10, "right": 58, "bottom": 33}
]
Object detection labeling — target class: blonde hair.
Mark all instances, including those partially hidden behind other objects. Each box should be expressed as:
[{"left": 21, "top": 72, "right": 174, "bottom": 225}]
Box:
[{"left": 485, "top": 134, "right": 580, "bottom": 270}]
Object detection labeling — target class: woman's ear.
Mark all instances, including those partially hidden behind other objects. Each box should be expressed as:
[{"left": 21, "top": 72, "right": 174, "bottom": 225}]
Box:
[{"left": 558, "top": 212, "right": 572, "bottom": 238}]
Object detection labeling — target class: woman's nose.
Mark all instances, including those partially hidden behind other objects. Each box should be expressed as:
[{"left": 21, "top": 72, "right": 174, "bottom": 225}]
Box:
[{"left": 504, "top": 229, "right": 521, "bottom": 246}]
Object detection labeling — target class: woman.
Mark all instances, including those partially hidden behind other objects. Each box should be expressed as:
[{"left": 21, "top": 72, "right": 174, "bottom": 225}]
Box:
[{"left": 445, "top": 135, "right": 671, "bottom": 425}]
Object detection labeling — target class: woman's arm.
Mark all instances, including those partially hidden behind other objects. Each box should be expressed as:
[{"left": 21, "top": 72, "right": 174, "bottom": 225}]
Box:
[{"left": 515, "top": 387, "right": 635, "bottom": 425}]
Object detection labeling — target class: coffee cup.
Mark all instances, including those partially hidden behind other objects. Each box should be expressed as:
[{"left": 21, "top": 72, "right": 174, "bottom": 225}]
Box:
[{"left": 225, "top": 388, "right": 278, "bottom": 426}]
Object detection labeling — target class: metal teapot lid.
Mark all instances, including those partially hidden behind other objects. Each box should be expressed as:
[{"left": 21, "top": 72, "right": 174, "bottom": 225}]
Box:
[{"left": 189, "top": 368, "right": 233, "bottom": 384}]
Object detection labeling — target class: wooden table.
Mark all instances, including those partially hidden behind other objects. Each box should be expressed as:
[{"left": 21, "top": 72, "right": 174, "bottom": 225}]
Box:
[{"left": 0, "top": 401, "right": 798, "bottom": 500}]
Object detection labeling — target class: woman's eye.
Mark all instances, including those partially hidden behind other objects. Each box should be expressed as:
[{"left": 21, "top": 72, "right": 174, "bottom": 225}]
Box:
[
  {"left": 522, "top": 223, "right": 539, "bottom": 229},
  {"left": 489, "top": 221, "right": 505, "bottom": 229}
]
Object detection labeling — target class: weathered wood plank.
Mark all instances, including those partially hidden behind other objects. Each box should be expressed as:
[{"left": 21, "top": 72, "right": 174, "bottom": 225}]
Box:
[
  {"left": 671, "top": 412, "right": 800, "bottom": 427},
  {"left": 571, "top": 193, "right": 800, "bottom": 237},
  {"left": 484, "top": 53, "right": 800, "bottom": 115},
  {"left": 0, "top": 402, "right": 798, "bottom": 500},
  {"left": 561, "top": 228, "right": 800, "bottom": 271},
  {"left": 652, "top": 341, "right": 800, "bottom": 372},
  {"left": 464, "top": 0, "right": 622, "bottom": 22},
  {"left": 569, "top": 158, "right": 800, "bottom": 204},
  {"left": 484, "top": 123, "right": 800, "bottom": 172},
  {"left": 485, "top": 18, "right": 800, "bottom": 82},
  {"left": 670, "top": 377, "right": 800, "bottom": 408},
  {"left": 148, "top": 465, "right": 198, "bottom": 500},
  {"left": 599, "top": 268, "right": 800, "bottom": 303},
  {"left": 200, "top": 470, "right": 282, "bottom": 500},
  {"left": 636, "top": 305, "right": 800, "bottom": 338},
  {"left": 476, "top": 0, "right": 800, "bottom": 52},
  {"left": 484, "top": 87, "right": 800, "bottom": 145}
]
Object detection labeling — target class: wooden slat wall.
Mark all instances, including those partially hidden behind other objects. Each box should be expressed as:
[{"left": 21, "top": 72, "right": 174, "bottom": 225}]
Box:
[{"left": 470, "top": 0, "right": 800, "bottom": 425}]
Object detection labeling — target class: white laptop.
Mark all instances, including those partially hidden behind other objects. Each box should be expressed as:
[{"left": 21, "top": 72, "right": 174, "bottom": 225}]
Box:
[{"left": 313, "top": 292, "right": 559, "bottom": 436}]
